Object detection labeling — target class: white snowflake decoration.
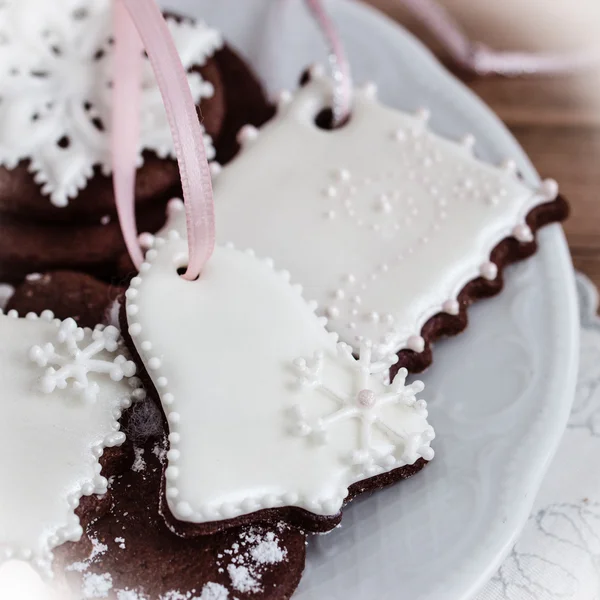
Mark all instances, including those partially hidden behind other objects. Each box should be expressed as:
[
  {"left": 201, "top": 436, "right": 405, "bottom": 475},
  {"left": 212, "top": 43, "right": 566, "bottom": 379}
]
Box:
[
  {"left": 291, "top": 341, "right": 435, "bottom": 474},
  {"left": 0, "top": 0, "right": 222, "bottom": 206},
  {"left": 29, "top": 318, "right": 136, "bottom": 402}
]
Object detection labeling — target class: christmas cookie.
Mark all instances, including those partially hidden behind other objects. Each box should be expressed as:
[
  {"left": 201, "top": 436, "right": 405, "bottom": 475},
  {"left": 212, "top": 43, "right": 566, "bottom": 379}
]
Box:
[
  {"left": 0, "top": 1, "right": 224, "bottom": 222},
  {"left": 0, "top": 200, "right": 167, "bottom": 282},
  {"left": 122, "top": 236, "right": 434, "bottom": 535},
  {"left": 150, "top": 67, "right": 567, "bottom": 372},
  {"left": 58, "top": 427, "right": 306, "bottom": 600},
  {"left": 7, "top": 271, "right": 124, "bottom": 328},
  {"left": 0, "top": 309, "right": 142, "bottom": 577}
]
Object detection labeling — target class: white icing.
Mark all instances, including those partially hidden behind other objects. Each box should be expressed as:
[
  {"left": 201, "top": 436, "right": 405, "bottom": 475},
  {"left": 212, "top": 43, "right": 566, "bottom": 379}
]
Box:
[
  {"left": 152, "top": 74, "right": 559, "bottom": 355},
  {"left": 0, "top": 0, "right": 222, "bottom": 206},
  {"left": 29, "top": 318, "right": 136, "bottom": 402},
  {"left": 0, "top": 310, "right": 139, "bottom": 577},
  {"left": 127, "top": 238, "right": 433, "bottom": 524}
]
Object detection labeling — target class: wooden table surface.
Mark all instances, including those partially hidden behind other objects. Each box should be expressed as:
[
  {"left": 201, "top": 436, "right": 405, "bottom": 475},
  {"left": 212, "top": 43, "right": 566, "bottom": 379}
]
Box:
[{"left": 366, "top": 1, "right": 600, "bottom": 289}]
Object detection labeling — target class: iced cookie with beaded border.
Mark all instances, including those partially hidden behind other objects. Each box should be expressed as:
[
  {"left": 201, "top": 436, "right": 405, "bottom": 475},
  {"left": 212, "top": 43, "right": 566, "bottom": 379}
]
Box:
[
  {"left": 58, "top": 432, "right": 307, "bottom": 600},
  {"left": 121, "top": 233, "right": 434, "bottom": 535},
  {"left": 146, "top": 66, "right": 568, "bottom": 371},
  {"left": 0, "top": 308, "right": 144, "bottom": 577}
]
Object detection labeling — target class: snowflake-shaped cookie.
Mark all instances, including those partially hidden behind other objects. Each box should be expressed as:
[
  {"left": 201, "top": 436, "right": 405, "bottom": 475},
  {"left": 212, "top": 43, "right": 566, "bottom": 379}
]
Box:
[
  {"left": 29, "top": 318, "right": 136, "bottom": 402},
  {"left": 0, "top": 0, "right": 222, "bottom": 206},
  {"left": 291, "top": 341, "right": 434, "bottom": 474}
]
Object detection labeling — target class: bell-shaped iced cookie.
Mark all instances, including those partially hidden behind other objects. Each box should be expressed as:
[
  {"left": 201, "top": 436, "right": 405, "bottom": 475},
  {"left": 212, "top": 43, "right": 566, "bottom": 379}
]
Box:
[{"left": 124, "top": 234, "right": 434, "bottom": 535}]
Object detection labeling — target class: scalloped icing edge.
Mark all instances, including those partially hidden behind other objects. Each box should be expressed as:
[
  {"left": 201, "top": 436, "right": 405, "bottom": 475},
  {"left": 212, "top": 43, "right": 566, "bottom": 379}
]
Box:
[
  {"left": 0, "top": 308, "right": 145, "bottom": 578},
  {"left": 124, "top": 240, "right": 432, "bottom": 523}
]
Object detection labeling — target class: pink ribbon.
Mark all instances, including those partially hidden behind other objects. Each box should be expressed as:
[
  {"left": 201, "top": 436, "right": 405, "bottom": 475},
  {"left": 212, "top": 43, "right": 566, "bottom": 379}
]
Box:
[
  {"left": 112, "top": 0, "right": 215, "bottom": 281},
  {"left": 305, "top": 0, "right": 353, "bottom": 126},
  {"left": 398, "top": 0, "right": 600, "bottom": 76}
]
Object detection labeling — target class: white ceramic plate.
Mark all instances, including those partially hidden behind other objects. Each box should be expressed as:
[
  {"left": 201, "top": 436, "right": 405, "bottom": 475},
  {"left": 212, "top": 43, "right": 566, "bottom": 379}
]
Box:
[{"left": 161, "top": 1, "right": 580, "bottom": 598}]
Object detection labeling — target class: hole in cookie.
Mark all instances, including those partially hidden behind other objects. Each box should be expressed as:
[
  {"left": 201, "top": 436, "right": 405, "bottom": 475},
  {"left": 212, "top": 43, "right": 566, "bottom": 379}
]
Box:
[
  {"left": 176, "top": 266, "right": 200, "bottom": 281},
  {"left": 57, "top": 136, "right": 70, "bottom": 149},
  {"left": 314, "top": 108, "right": 350, "bottom": 130},
  {"left": 93, "top": 48, "right": 105, "bottom": 61}
]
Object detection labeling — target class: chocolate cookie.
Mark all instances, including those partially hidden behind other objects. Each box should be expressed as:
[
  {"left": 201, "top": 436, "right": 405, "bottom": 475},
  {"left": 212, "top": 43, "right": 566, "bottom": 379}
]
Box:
[
  {"left": 0, "top": 12, "right": 225, "bottom": 223},
  {"left": 0, "top": 201, "right": 167, "bottom": 283},
  {"left": 6, "top": 271, "right": 123, "bottom": 328},
  {"left": 57, "top": 415, "right": 306, "bottom": 600},
  {"left": 212, "top": 45, "right": 275, "bottom": 166}
]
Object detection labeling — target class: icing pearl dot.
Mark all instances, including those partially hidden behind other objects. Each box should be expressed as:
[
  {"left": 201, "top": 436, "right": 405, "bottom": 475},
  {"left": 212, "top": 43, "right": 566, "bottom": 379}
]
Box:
[
  {"left": 362, "top": 81, "right": 378, "bottom": 98},
  {"left": 443, "top": 299, "right": 460, "bottom": 315},
  {"left": 352, "top": 295, "right": 362, "bottom": 305},
  {"left": 130, "top": 277, "right": 142, "bottom": 287},
  {"left": 129, "top": 323, "right": 142, "bottom": 337},
  {"left": 345, "top": 274, "right": 356, "bottom": 284},
  {"left": 157, "top": 377, "right": 168, "bottom": 388},
  {"left": 513, "top": 224, "right": 534, "bottom": 243},
  {"left": 138, "top": 232, "right": 155, "bottom": 248},
  {"left": 415, "top": 107, "right": 431, "bottom": 122},
  {"left": 140, "top": 262, "right": 151, "bottom": 273},
  {"left": 501, "top": 158, "right": 518, "bottom": 174},
  {"left": 393, "top": 128, "right": 406, "bottom": 142},
  {"left": 480, "top": 262, "right": 498, "bottom": 281},
  {"left": 209, "top": 162, "right": 222, "bottom": 178},
  {"left": 169, "top": 432, "right": 180, "bottom": 444},
  {"left": 334, "top": 168, "right": 351, "bottom": 182},
  {"left": 334, "top": 289, "right": 345, "bottom": 300},
  {"left": 163, "top": 393, "right": 175, "bottom": 406},
  {"left": 324, "top": 210, "right": 336, "bottom": 220},
  {"left": 540, "top": 178, "right": 559, "bottom": 201},
  {"left": 357, "top": 389, "right": 376, "bottom": 408},
  {"left": 324, "top": 185, "right": 337, "bottom": 198},
  {"left": 351, "top": 308, "right": 359, "bottom": 316},
  {"left": 489, "top": 195, "right": 500, "bottom": 206},
  {"left": 348, "top": 322, "right": 356, "bottom": 330},
  {"left": 277, "top": 89, "right": 292, "bottom": 106},
  {"left": 125, "top": 288, "right": 138, "bottom": 299},
  {"left": 407, "top": 335, "right": 425, "bottom": 353},
  {"left": 141, "top": 341, "right": 152, "bottom": 351},
  {"left": 146, "top": 249, "right": 158, "bottom": 261},
  {"left": 148, "top": 357, "right": 161, "bottom": 370},
  {"left": 366, "top": 312, "right": 380, "bottom": 323},
  {"left": 126, "top": 305, "right": 139, "bottom": 316},
  {"left": 176, "top": 502, "right": 193, "bottom": 518},
  {"left": 165, "top": 466, "right": 179, "bottom": 481},
  {"left": 325, "top": 306, "right": 340, "bottom": 319},
  {"left": 237, "top": 124, "right": 259, "bottom": 144},
  {"left": 168, "top": 412, "right": 180, "bottom": 424}
]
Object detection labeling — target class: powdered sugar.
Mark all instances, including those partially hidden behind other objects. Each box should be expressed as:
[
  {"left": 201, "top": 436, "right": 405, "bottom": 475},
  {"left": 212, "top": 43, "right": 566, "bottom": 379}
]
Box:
[
  {"left": 218, "top": 526, "right": 288, "bottom": 594},
  {"left": 152, "top": 441, "right": 168, "bottom": 464},
  {"left": 198, "top": 582, "right": 229, "bottom": 600},
  {"left": 115, "top": 537, "right": 126, "bottom": 550},
  {"left": 226, "top": 565, "right": 260, "bottom": 594},
  {"left": 250, "top": 531, "right": 287, "bottom": 565},
  {"left": 116, "top": 591, "right": 148, "bottom": 600},
  {"left": 132, "top": 448, "right": 146, "bottom": 473},
  {"left": 82, "top": 572, "right": 113, "bottom": 598},
  {"left": 67, "top": 535, "right": 108, "bottom": 573}
]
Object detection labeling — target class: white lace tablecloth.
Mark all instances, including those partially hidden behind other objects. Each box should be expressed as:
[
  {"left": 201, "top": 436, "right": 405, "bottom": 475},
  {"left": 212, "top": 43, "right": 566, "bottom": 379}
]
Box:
[{"left": 477, "top": 272, "right": 600, "bottom": 600}]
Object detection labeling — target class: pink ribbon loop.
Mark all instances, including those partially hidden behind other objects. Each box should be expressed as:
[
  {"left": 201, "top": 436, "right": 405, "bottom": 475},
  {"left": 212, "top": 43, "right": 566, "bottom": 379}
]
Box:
[
  {"left": 398, "top": 0, "right": 600, "bottom": 77},
  {"left": 305, "top": 0, "right": 353, "bottom": 127},
  {"left": 112, "top": 0, "right": 215, "bottom": 281}
]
